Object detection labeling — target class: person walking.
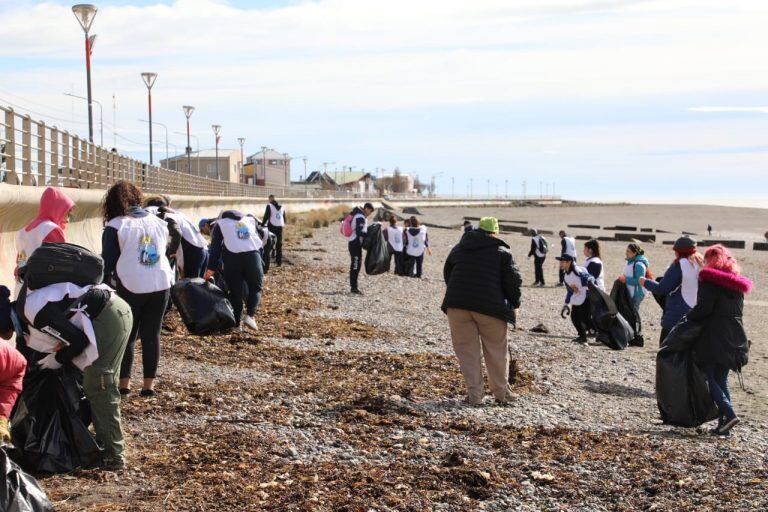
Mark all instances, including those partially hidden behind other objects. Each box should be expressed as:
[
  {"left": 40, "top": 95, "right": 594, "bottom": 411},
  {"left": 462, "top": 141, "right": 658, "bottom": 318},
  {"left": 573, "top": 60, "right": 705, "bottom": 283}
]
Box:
[
  {"left": 527, "top": 229, "right": 548, "bottom": 286},
  {"left": 403, "top": 216, "right": 431, "bottom": 278},
  {"left": 345, "top": 203, "right": 374, "bottom": 294},
  {"left": 557, "top": 254, "right": 594, "bottom": 344},
  {"left": 14, "top": 187, "right": 75, "bottom": 295},
  {"left": 145, "top": 196, "right": 208, "bottom": 279},
  {"left": 0, "top": 286, "right": 26, "bottom": 446},
  {"left": 204, "top": 210, "right": 264, "bottom": 331},
  {"left": 707, "top": 224, "right": 713, "bottom": 237},
  {"left": 617, "top": 242, "right": 650, "bottom": 343},
  {"left": 14, "top": 280, "right": 133, "bottom": 469},
  {"left": 557, "top": 230, "right": 577, "bottom": 286},
  {"left": 383, "top": 216, "right": 405, "bottom": 276},
  {"left": 582, "top": 239, "right": 605, "bottom": 290},
  {"left": 686, "top": 244, "right": 752, "bottom": 436},
  {"left": 640, "top": 236, "right": 702, "bottom": 344},
  {"left": 442, "top": 217, "right": 522, "bottom": 405},
  {"left": 101, "top": 181, "right": 175, "bottom": 397},
  {"left": 262, "top": 195, "right": 285, "bottom": 267}
]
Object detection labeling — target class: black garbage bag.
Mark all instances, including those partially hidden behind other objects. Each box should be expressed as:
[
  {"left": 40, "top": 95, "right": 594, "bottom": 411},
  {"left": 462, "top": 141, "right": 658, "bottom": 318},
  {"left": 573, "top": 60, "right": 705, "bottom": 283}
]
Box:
[
  {"left": 588, "top": 283, "right": 632, "bottom": 350},
  {"left": 171, "top": 278, "right": 237, "bottom": 335},
  {"left": 610, "top": 279, "right": 644, "bottom": 347},
  {"left": 0, "top": 448, "right": 54, "bottom": 511},
  {"left": 364, "top": 224, "right": 391, "bottom": 275},
  {"left": 10, "top": 365, "right": 102, "bottom": 474},
  {"left": 655, "top": 317, "right": 719, "bottom": 427}
]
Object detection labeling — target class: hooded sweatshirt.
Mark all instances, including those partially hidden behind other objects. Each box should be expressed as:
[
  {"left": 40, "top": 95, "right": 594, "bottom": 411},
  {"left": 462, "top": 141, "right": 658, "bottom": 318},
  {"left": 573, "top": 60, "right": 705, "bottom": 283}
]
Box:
[
  {"left": 624, "top": 254, "right": 650, "bottom": 301},
  {"left": 16, "top": 187, "right": 74, "bottom": 273},
  {"left": 442, "top": 230, "right": 522, "bottom": 324}
]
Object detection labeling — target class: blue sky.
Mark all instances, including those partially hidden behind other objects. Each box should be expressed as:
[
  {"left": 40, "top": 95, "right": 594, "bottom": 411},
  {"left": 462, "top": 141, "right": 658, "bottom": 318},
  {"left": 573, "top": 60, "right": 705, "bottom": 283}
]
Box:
[{"left": 2, "top": 0, "right": 768, "bottom": 206}]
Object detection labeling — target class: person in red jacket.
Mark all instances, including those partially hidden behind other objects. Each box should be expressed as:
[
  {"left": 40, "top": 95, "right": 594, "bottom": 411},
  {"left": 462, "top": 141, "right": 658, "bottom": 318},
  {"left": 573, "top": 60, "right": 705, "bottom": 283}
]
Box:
[{"left": 0, "top": 286, "right": 27, "bottom": 444}]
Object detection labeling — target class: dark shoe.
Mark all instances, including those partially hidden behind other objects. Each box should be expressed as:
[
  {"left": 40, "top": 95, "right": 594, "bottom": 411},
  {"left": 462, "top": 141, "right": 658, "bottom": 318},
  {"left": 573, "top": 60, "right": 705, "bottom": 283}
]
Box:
[
  {"left": 350, "top": 289, "right": 363, "bottom": 295},
  {"left": 119, "top": 388, "right": 130, "bottom": 396},
  {"left": 572, "top": 336, "right": 588, "bottom": 344},
  {"left": 102, "top": 458, "right": 126, "bottom": 471},
  {"left": 718, "top": 413, "right": 740, "bottom": 435},
  {"left": 556, "top": 283, "right": 564, "bottom": 287},
  {"left": 140, "top": 389, "right": 157, "bottom": 397},
  {"left": 629, "top": 335, "right": 645, "bottom": 347}
]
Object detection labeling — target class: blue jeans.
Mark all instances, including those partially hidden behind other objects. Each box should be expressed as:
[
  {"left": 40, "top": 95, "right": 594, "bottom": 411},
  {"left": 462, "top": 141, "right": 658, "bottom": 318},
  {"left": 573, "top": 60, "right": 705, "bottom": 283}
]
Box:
[{"left": 704, "top": 364, "right": 734, "bottom": 418}]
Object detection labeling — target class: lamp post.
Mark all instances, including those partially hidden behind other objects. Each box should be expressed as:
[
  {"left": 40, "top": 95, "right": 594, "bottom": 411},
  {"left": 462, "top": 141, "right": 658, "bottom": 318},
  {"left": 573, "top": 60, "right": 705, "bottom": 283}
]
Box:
[
  {"left": 283, "top": 152, "right": 290, "bottom": 187},
  {"left": 261, "top": 145, "right": 268, "bottom": 185},
  {"left": 174, "top": 131, "right": 199, "bottom": 175},
  {"left": 183, "top": 105, "right": 194, "bottom": 174},
  {"left": 140, "top": 72, "right": 157, "bottom": 164},
  {"left": 212, "top": 125, "right": 221, "bottom": 180},
  {"left": 237, "top": 137, "right": 246, "bottom": 184},
  {"left": 72, "top": 4, "right": 97, "bottom": 143},
  {"left": 63, "top": 92, "right": 102, "bottom": 146},
  {"left": 139, "top": 119, "right": 170, "bottom": 169}
]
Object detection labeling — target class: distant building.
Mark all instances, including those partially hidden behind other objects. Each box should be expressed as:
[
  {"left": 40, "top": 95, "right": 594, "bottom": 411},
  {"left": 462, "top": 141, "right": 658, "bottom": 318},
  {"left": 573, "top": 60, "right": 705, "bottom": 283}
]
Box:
[
  {"left": 303, "top": 171, "right": 338, "bottom": 191},
  {"left": 161, "top": 149, "right": 242, "bottom": 183},
  {"left": 244, "top": 149, "right": 291, "bottom": 187},
  {"left": 326, "top": 171, "right": 375, "bottom": 195}
]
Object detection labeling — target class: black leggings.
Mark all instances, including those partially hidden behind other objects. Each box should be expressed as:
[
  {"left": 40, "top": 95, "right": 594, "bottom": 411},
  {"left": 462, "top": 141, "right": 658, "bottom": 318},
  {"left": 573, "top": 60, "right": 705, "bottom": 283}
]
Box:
[
  {"left": 181, "top": 238, "right": 208, "bottom": 279},
  {"left": 534, "top": 256, "right": 546, "bottom": 285},
  {"left": 222, "top": 250, "right": 263, "bottom": 324},
  {"left": 269, "top": 226, "right": 283, "bottom": 265},
  {"left": 410, "top": 254, "right": 424, "bottom": 278},
  {"left": 349, "top": 240, "right": 362, "bottom": 290},
  {"left": 571, "top": 302, "right": 591, "bottom": 337},
  {"left": 118, "top": 285, "right": 169, "bottom": 379}
]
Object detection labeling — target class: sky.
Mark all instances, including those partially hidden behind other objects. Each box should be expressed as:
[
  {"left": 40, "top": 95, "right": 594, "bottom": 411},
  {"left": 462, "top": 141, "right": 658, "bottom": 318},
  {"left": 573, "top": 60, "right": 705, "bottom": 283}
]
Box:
[{"left": 2, "top": 0, "right": 768, "bottom": 206}]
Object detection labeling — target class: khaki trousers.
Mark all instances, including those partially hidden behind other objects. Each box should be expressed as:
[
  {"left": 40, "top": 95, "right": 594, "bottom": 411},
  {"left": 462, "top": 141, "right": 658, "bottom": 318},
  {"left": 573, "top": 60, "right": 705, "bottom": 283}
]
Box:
[{"left": 447, "top": 308, "right": 511, "bottom": 403}]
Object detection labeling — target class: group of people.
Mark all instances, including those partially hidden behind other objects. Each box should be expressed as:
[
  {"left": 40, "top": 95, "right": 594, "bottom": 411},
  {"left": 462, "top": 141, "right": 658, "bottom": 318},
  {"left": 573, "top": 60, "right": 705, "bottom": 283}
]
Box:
[{"left": 0, "top": 184, "right": 287, "bottom": 471}]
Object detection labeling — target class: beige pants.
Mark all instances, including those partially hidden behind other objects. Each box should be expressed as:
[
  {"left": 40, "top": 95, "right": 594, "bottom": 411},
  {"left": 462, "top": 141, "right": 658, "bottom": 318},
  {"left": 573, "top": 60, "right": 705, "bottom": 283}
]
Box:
[{"left": 447, "top": 308, "right": 512, "bottom": 403}]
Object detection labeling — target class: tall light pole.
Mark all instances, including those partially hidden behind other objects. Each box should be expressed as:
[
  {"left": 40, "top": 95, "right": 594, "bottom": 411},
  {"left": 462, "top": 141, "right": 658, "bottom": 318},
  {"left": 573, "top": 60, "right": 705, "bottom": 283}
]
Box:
[
  {"left": 140, "top": 72, "right": 158, "bottom": 164},
  {"left": 72, "top": 4, "right": 97, "bottom": 143},
  {"left": 470, "top": 178, "right": 473, "bottom": 198},
  {"left": 283, "top": 152, "right": 290, "bottom": 187},
  {"left": 212, "top": 125, "right": 221, "bottom": 180},
  {"left": 237, "top": 137, "right": 246, "bottom": 184},
  {"left": 451, "top": 176, "right": 455, "bottom": 197},
  {"left": 261, "top": 146, "right": 268, "bottom": 185},
  {"left": 183, "top": 105, "right": 194, "bottom": 175},
  {"left": 174, "top": 131, "right": 199, "bottom": 175},
  {"left": 63, "top": 92, "right": 102, "bottom": 146},
  {"left": 139, "top": 119, "right": 169, "bottom": 168},
  {"left": 505, "top": 179, "right": 508, "bottom": 198}
]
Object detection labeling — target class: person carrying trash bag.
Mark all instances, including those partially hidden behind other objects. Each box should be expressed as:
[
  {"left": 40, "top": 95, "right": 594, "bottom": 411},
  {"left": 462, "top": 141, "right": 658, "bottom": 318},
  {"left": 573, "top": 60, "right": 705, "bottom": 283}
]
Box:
[
  {"left": 686, "top": 244, "right": 753, "bottom": 436},
  {"left": 204, "top": 210, "right": 264, "bottom": 332},
  {"left": 341, "top": 203, "right": 374, "bottom": 294},
  {"left": 640, "top": 236, "right": 702, "bottom": 344},
  {"left": 442, "top": 217, "right": 522, "bottom": 405},
  {"left": 262, "top": 195, "right": 286, "bottom": 267},
  {"left": 145, "top": 196, "right": 208, "bottom": 279},
  {"left": 612, "top": 242, "right": 650, "bottom": 347},
  {"left": 557, "top": 254, "right": 594, "bottom": 345},
  {"left": 13, "top": 270, "right": 133, "bottom": 470}
]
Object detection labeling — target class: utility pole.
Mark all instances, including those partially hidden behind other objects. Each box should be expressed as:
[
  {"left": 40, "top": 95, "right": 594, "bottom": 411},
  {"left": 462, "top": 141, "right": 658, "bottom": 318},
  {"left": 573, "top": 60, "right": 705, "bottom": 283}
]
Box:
[
  {"left": 212, "top": 124, "right": 221, "bottom": 180},
  {"left": 451, "top": 176, "right": 455, "bottom": 197},
  {"left": 238, "top": 137, "right": 246, "bottom": 184},
  {"left": 505, "top": 179, "right": 508, "bottom": 198},
  {"left": 112, "top": 93, "right": 116, "bottom": 149},
  {"left": 72, "top": 4, "right": 97, "bottom": 143}
]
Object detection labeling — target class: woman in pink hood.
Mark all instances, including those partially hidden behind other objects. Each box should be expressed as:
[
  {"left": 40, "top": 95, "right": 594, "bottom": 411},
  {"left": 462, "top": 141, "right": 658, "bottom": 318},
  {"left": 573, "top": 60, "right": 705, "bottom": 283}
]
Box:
[
  {"left": 686, "top": 244, "right": 753, "bottom": 436},
  {"left": 14, "top": 187, "right": 75, "bottom": 286}
]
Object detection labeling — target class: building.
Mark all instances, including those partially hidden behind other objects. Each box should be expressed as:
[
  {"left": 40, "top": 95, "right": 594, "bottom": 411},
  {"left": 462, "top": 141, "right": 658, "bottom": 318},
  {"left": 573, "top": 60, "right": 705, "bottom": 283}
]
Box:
[
  {"left": 244, "top": 149, "right": 291, "bottom": 187},
  {"left": 303, "top": 171, "right": 338, "bottom": 191},
  {"left": 326, "top": 171, "right": 375, "bottom": 195},
  {"left": 161, "top": 149, "right": 242, "bottom": 183}
]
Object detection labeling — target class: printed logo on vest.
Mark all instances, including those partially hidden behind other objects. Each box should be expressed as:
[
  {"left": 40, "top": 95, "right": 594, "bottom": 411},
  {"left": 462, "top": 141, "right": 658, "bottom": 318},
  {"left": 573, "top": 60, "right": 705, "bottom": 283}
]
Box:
[
  {"left": 139, "top": 235, "right": 160, "bottom": 266},
  {"left": 411, "top": 238, "right": 420, "bottom": 248},
  {"left": 17, "top": 250, "right": 27, "bottom": 267},
  {"left": 236, "top": 221, "right": 251, "bottom": 240}
]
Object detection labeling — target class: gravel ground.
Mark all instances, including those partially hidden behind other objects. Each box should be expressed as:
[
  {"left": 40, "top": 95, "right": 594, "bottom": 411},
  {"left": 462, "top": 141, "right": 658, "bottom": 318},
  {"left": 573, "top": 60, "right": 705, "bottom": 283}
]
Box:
[{"left": 36, "top": 204, "right": 767, "bottom": 511}]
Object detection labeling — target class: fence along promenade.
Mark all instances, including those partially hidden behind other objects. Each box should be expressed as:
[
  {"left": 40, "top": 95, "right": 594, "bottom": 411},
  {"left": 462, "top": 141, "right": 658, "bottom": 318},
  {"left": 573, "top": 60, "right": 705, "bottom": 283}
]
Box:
[{"left": 0, "top": 105, "right": 312, "bottom": 198}]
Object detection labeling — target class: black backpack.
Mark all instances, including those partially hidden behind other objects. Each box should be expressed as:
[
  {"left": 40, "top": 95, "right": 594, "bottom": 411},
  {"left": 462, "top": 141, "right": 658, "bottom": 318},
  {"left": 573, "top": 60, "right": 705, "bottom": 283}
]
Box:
[
  {"left": 538, "top": 237, "right": 549, "bottom": 254},
  {"left": 24, "top": 243, "right": 104, "bottom": 291}
]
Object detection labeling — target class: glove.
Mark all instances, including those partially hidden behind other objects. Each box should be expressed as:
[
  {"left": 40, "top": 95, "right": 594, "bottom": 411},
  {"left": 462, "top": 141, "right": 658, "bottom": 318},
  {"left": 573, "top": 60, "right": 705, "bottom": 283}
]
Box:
[
  {"left": 560, "top": 305, "right": 571, "bottom": 318},
  {"left": 204, "top": 269, "right": 216, "bottom": 281},
  {"left": 0, "top": 417, "right": 10, "bottom": 445},
  {"left": 38, "top": 352, "right": 62, "bottom": 371}
]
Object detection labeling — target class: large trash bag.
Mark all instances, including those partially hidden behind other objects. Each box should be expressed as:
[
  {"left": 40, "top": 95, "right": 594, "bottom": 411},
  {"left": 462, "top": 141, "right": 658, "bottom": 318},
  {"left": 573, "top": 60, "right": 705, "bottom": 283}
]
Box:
[
  {"left": 609, "top": 279, "right": 643, "bottom": 346},
  {"left": 171, "top": 278, "right": 237, "bottom": 335},
  {"left": 588, "top": 283, "right": 632, "bottom": 350},
  {"left": 0, "top": 448, "right": 54, "bottom": 511},
  {"left": 364, "top": 224, "right": 391, "bottom": 275},
  {"left": 10, "top": 365, "right": 102, "bottom": 473},
  {"left": 655, "top": 317, "right": 719, "bottom": 427}
]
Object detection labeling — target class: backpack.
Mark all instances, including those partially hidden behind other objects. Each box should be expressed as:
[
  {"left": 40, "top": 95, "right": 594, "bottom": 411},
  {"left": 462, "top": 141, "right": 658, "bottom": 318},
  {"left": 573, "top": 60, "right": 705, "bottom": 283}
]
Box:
[
  {"left": 340, "top": 214, "right": 354, "bottom": 238},
  {"left": 24, "top": 243, "right": 104, "bottom": 291},
  {"left": 538, "top": 237, "right": 549, "bottom": 254}
]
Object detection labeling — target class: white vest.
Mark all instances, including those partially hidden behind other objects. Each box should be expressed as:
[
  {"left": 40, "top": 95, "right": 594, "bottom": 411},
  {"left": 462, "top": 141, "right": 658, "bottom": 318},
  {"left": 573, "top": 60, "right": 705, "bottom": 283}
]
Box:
[
  {"left": 563, "top": 236, "right": 577, "bottom": 258},
  {"left": 387, "top": 226, "right": 404, "bottom": 252},
  {"left": 405, "top": 226, "right": 428, "bottom": 257},
  {"left": 623, "top": 259, "right": 647, "bottom": 298},
  {"left": 23, "top": 282, "right": 112, "bottom": 370},
  {"left": 584, "top": 256, "right": 605, "bottom": 290},
  {"left": 108, "top": 214, "right": 174, "bottom": 294},
  {"left": 679, "top": 258, "right": 701, "bottom": 308},
  {"left": 165, "top": 211, "right": 207, "bottom": 249},
  {"left": 564, "top": 266, "right": 589, "bottom": 306},
  {"left": 268, "top": 204, "right": 285, "bottom": 227},
  {"left": 16, "top": 220, "right": 58, "bottom": 271},
  {"left": 532, "top": 235, "right": 546, "bottom": 258},
  {"left": 346, "top": 213, "right": 368, "bottom": 242},
  {"left": 217, "top": 216, "right": 263, "bottom": 253}
]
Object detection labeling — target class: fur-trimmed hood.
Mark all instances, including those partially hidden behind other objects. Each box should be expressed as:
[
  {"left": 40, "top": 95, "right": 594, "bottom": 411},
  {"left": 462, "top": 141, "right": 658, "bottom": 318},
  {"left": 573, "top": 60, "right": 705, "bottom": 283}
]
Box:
[{"left": 699, "top": 267, "right": 753, "bottom": 294}]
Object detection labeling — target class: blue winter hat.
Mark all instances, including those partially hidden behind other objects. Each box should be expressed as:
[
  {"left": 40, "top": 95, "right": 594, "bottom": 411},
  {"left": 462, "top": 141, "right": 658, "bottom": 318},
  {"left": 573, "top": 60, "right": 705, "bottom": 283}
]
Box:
[
  {"left": 0, "top": 286, "right": 12, "bottom": 334},
  {"left": 198, "top": 218, "right": 209, "bottom": 231}
]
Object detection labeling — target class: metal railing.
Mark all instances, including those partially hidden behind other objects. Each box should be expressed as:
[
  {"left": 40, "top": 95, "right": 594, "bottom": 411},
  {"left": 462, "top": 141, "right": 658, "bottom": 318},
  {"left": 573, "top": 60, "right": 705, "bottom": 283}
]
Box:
[{"left": 0, "top": 105, "right": 316, "bottom": 198}]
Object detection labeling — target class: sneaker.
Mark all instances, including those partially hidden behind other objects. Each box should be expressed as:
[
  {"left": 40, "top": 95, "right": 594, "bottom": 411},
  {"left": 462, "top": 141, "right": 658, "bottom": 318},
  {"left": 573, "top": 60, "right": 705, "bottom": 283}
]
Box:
[
  {"left": 718, "top": 414, "right": 740, "bottom": 435},
  {"left": 556, "top": 283, "right": 564, "bottom": 287},
  {"left": 139, "top": 389, "right": 156, "bottom": 398},
  {"left": 462, "top": 396, "right": 483, "bottom": 407},
  {"left": 572, "top": 336, "right": 588, "bottom": 344},
  {"left": 350, "top": 289, "right": 363, "bottom": 295},
  {"left": 102, "top": 458, "right": 126, "bottom": 471},
  {"left": 243, "top": 315, "right": 259, "bottom": 332},
  {"left": 119, "top": 388, "right": 130, "bottom": 396}
]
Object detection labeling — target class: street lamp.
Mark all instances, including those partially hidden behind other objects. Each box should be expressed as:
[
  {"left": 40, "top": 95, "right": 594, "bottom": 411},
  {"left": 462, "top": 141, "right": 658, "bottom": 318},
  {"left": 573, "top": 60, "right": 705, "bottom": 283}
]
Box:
[
  {"left": 72, "top": 4, "right": 97, "bottom": 143},
  {"left": 212, "top": 124, "right": 221, "bottom": 180},
  {"left": 237, "top": 137, "right": 246, "bottom": 184},
  {"left": 140, "top": 72, "right": 158, "bottom": 164},
  {"left": 283, "top": 152, "right": 290, "bottom": 187},
  {"left": 139, "top": 119, "right": 169, "bottom": 169},
  {"left": 174, "top": 131, "right": 199, "bottom": 175},
  {"left": 64, "top": 92, "right": 102, "bottom": 146},
  {"left": 183, "top": 105, "right": 194, "bottom": 175}
]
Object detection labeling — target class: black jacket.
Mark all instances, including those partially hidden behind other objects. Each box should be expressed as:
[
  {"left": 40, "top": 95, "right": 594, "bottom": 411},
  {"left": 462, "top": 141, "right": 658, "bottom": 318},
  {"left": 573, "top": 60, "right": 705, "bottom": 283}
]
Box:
[
  {"left": 442, "top": 231, "right": 522, "bottom": 324},
  {"left": 687, "top": 268, "right": 751, "bottom": 370}
]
